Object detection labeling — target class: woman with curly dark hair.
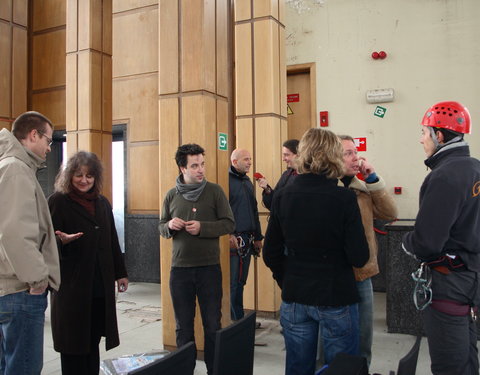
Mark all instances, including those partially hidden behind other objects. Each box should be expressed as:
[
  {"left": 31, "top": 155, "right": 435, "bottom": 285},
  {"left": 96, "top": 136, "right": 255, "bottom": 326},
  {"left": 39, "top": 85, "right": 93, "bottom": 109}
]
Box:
[{"left": 48, "top": 151, "right": 128, "bottom": 375}]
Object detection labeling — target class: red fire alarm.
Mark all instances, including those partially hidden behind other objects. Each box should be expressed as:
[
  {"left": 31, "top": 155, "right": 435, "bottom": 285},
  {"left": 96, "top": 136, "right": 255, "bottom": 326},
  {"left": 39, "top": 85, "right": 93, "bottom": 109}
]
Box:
[
  {"left": 320, "top": 111, "right": 329, "bottom": 127},
  {"left": 394, "top": 187, "right": 402, "bottom": 195}
]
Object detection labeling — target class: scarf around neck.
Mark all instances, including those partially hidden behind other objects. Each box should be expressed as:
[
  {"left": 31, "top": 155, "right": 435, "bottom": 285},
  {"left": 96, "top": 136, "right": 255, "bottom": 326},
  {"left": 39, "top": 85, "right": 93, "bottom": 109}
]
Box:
[
  {"left": 68, "top": 187, "right": 98, "bottom": 216},
  {"left": 175, "top": 175, "right": 207, "bottom": 202}
]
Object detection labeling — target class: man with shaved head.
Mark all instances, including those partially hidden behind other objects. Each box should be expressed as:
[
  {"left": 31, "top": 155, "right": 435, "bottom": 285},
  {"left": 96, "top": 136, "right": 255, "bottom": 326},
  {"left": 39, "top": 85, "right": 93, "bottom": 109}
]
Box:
[{"left": 228, "top": 149, "right": 263, "bottom": 322}]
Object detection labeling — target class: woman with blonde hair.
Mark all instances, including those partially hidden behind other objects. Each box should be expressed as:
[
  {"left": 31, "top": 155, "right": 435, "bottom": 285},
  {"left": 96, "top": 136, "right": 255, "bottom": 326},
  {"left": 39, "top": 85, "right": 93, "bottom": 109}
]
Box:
[
  {"left": 48, "top": 151, "right": 128, "bottom": 375},
  {"left": 263, "top": 128, "right": 369, "bottom": 375}
]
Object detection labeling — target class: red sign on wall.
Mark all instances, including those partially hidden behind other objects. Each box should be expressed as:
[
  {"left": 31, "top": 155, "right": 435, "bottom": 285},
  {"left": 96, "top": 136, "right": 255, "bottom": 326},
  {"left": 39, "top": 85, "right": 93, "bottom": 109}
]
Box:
[
  {"left": 354, "top": 137, "right": 367, "bottom": 152},
  {"left": 287, "top": 93, "right": 300, "bottom": 103}
]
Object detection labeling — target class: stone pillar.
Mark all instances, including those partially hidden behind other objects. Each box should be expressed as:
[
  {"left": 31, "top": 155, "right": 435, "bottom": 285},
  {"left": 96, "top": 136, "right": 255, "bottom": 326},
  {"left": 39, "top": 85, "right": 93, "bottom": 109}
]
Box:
[
  {"left": 158, "top": 0, "right": 232, "bottom": 350},
  {"left": 66, "top": 0, "right": 113, "bottom": 199},
  {"left": 233, "top": 0, "right": 287, "bottom": 315}
]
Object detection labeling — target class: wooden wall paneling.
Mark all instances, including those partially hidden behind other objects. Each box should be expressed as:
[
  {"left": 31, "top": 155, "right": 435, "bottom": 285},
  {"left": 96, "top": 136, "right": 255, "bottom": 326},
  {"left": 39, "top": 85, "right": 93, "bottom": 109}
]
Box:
[
  {"left": 234, "top": 0, "right": 250, "bottom": 22},
  {"left": 33, "top": 0, "right": 66, "bottom": 31},
  {"left": 254, "top": 0, "right": 278, "bottom": 19},
  {"left": 77, "top": 51, "right": 102, "bottom": 131},
  {"left": 159, "top": 96, "right": 179, "bottom": 350},
  {"left": 113, "top": 75, "right": 158, "bottom": 142},
  {"left": 0, "top": 23, "right": 11, "bottom": 117},
  {"left": 102, "top": 55, "right": 112, "bottom": 131},
  {"left": 0, "top": 1, "right": 11, "bottom": 21},
  {"left": 12, "top": 0, "right": 27, "bottom": 26},
  {"left": 254, "top": 116, "right": 282, "bottom": 213},
  {"left": 102, "top": 133, "right": 113, "bottom": 201},
  {"left": 12, "top": 27, "right": 27, "bottom": 117},
  {"left": 159, "top": 0, "right": 178, "bottom": 94},
  {"left": 66, "top": 53, "right": 78, "bottom": 131},
  {"left": 216, "top": 99, "right": 230, "bottom": 190},
  {"left": 257, "top": 215, "right": 281, "bottom": 311},
  {"left": 113, "top": 0, "right": 157, "bottom": 14},
  {"left": 112, "top": 7, "right": 158, "bottom": 78},
  {"left": 279, "top": 26, "right": 287, "bottom": 118},
  {"left": 66, "top": 0, "right": 77, "bottom": 52},
  {"left": 202, "top": 0, "right": 216, "bottom": 93},
  {"left": 159, "top": 97, "right": 180, "bottom": 195},
  {"left": 216, "top": 0, "right": 228, "bottom": 98},
  {"left": 278, "top": 0, "right": 285, "bottom": 24},
  {"left": 78, "top": 0, "right": 91, "bottom": 51},
  {"left": 235, "top": 118, "right": 253, "bottom": 154},
  {"left": 181, "top": 0, "right": 203, "bottom": 92},
  {"left": 88, "top": 0, "right": 104, "bottom": 51},
  {"left": 32, "top": 30, "right": 66, "bottom": 90},
  {"left": 129, "top": 144, "right": 159, "bottom": 213},
  {"left": 77, "top": 130, "right": 102, "bottom": 155},
  {"left": 159, "top": 236, "right": 175, "bottom": 347},
  {"left": 103, "top": 0, "right": 112, "bottom": 56},
  {"left": 31, "top": 90, "right": 66, "bottom": 128},
  {"left": 234, "top": 23, "right": 252, "bottom": 116},
  {"left": 181, "top": 95, "right": 217, "bottom": 181},
  {"left": 0, "top": 120, "right": 11, "bottom": 131},
  {"left": 254, "top": 19, "right": 279, "bottom": 115},
  {"left": 66, "top": 133, "right": 78, "bottom": 158}
]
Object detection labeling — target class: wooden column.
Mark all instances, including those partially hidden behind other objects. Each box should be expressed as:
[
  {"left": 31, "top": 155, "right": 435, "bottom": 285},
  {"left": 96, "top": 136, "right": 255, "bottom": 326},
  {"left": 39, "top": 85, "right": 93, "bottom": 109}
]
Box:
[
  {"left": 234, "top": 0, "right": 287, "bottom": 315},
  {"left": 66, "top": 0, "right": 113, "bottom": 200},
  {"left": 159, "top": 0, "right": 232, "bottom": 350},
  {"left": 0, "top": 0, "right": 28, "bottom": 130}
]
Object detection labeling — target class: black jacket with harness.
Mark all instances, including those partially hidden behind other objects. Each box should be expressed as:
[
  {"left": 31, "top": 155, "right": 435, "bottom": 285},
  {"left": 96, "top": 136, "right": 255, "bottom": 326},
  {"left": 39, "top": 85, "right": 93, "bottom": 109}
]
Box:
[
  {"left": 403, "top": 143, "right": 480, "bottom": 310},
  {"left": 228, "top": 166, "right": 263, "bottom": 242}
]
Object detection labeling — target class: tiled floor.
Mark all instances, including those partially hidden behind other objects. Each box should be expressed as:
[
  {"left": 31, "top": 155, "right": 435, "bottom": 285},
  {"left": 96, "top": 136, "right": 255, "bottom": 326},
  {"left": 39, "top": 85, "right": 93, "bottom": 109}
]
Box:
[{"left": 42, "top": 282, "right": 433, "bottom": 374}]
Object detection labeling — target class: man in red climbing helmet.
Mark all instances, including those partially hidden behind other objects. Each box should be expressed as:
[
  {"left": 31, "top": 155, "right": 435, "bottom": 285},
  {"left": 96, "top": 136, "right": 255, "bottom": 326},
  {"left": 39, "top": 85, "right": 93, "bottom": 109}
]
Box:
[{"left": 403, "top": 101, "right": 480, "bottom": 375}]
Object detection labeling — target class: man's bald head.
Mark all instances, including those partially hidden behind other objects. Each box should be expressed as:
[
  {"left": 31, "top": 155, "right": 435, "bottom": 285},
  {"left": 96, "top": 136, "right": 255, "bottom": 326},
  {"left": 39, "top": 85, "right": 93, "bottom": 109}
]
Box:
[{"left": 231, "top": 148, "right": 252, "bottom": 174}]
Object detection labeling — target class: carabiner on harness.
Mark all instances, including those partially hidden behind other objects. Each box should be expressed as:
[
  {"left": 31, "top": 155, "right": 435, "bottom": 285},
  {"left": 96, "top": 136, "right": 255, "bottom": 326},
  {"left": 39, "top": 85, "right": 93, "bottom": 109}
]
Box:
[{"left": 411, "top": 262, "right": 433, "bottom": 311}]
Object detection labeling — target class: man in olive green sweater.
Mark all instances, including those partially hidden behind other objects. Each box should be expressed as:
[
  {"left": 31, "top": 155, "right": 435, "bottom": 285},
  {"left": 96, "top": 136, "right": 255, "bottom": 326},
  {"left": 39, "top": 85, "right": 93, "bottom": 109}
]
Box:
[{"left": 159, "top": 143, "right": 235, "bottom": 375}]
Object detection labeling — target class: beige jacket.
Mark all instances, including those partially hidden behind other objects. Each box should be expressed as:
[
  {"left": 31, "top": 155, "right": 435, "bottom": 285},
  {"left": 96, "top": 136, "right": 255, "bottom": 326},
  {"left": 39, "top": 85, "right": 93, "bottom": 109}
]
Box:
[
  {"left": 0, "top": 128, "right": 60, "bottom": 295},
  {"left": 339, "top": 175, "right": 398, "bottom": 281}
]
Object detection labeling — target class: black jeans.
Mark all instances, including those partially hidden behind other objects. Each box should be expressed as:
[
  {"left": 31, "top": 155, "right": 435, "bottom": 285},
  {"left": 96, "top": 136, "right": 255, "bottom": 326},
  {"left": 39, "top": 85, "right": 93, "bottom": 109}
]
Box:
[{"left": 170, "top": 265, "right": 222, "bottom": 374}]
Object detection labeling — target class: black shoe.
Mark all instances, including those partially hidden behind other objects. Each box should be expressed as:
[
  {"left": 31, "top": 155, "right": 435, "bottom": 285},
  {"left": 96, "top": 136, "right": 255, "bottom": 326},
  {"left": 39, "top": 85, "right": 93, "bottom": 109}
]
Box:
[{"left": 255, "top": 322, "right": 261, "bottom": 329}]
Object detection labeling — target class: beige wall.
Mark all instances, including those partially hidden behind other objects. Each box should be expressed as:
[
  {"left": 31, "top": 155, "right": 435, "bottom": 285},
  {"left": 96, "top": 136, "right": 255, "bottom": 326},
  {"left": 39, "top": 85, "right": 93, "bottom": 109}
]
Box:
[{"left": 285, "top": 0, "right": 480, "bottom": 218}]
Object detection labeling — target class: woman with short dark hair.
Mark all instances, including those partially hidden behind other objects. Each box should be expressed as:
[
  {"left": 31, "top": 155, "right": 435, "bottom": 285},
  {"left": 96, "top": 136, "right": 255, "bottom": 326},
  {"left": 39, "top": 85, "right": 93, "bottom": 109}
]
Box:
[{"left": 48, "top": 151, "right": 128, "bottom": 375}]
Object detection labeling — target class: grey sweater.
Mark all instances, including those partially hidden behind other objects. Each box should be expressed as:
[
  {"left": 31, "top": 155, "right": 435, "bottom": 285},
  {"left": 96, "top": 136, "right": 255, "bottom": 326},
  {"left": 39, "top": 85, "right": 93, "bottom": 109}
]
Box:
[{"left": 159, "top": 181, "right": 235, "bottom": 267}]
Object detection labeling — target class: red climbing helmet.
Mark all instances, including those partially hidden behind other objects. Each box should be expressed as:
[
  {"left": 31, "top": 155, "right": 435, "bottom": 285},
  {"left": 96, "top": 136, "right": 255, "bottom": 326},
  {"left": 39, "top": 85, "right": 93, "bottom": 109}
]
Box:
[{"left": 421, "top": 101, "right": 471, "bottom": 134}]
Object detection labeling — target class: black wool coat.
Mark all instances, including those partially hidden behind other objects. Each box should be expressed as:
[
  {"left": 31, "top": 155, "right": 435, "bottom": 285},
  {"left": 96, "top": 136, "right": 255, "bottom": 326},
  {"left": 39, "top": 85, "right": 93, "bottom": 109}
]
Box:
[{"left": 48, "top": 192, "right": 128, "bottom": 354}]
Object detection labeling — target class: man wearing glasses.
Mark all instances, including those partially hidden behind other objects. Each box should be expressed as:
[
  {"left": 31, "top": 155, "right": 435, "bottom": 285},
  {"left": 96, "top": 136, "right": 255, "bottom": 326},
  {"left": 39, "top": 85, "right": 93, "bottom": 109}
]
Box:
[{"left": 0, "top": 111, "right": 60, "bottom": 374}]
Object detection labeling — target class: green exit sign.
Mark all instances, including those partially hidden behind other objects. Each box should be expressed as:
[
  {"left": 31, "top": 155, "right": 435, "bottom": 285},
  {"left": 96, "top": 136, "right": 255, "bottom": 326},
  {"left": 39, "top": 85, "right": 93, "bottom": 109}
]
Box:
[
  {"left": 374, "top": 106, "right": 387, "bottom": 118},
  {"left": 218, "top": 133, "right": 228, "bottom": 151}
]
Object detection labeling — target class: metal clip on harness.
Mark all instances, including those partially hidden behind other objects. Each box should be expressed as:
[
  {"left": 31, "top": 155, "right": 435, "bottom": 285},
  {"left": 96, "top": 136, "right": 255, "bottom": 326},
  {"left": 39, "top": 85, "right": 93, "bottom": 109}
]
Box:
[{"left": 411, "top": 262, "right": 433, "bottom": 310}]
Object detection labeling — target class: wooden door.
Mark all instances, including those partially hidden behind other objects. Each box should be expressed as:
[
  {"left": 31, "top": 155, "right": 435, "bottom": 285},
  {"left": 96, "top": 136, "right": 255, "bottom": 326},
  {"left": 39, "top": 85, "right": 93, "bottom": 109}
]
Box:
[{"left": 287, "top": 72, "right": 311, "bottom": 140}]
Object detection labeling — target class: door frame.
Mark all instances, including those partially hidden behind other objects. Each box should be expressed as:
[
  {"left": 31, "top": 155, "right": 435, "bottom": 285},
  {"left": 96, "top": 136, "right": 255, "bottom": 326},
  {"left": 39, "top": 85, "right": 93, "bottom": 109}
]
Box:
[{"left": 286, "top": 63, "right": 317, "bottom": 128}]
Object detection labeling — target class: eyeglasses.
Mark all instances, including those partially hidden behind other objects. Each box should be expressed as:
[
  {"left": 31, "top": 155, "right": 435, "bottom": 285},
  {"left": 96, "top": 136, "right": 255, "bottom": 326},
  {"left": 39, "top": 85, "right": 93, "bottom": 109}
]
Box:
[{"left": 37, "top": 130, "right": 53, "bottom": 146}]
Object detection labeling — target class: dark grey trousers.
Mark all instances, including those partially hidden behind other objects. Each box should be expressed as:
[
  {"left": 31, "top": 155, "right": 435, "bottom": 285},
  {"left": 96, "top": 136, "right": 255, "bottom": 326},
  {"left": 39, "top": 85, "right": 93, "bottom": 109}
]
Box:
[{"left": 424, "top": 306, "right": 479, "bottom": 375}]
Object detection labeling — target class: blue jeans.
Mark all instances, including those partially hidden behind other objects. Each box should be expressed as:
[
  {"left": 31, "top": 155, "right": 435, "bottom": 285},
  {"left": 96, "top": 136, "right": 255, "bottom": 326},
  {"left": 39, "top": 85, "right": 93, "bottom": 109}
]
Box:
[
  {"left": 0, "top": 290, "right": 48, "bottom": 375},
  {"left": 281, "top": 301, "right": 359, "bottom": 375},
  {"left": 170, "top": 265, "right": 222, "bottom": 375},
  {"left": 357, "top": 278, "right": 373, "bottom": 366},
  {"left": 230, "top": 251, "right": 252, "bottom": 320}
]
